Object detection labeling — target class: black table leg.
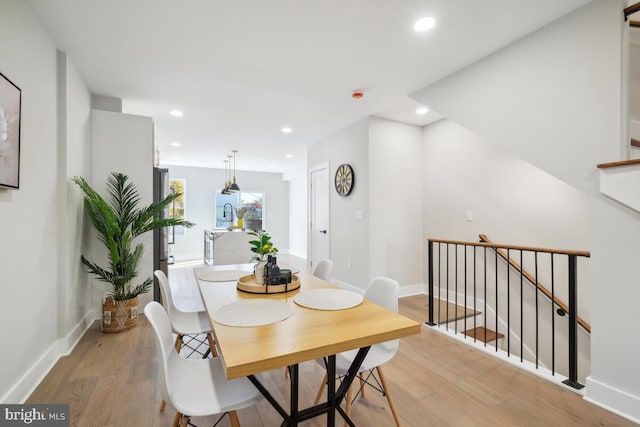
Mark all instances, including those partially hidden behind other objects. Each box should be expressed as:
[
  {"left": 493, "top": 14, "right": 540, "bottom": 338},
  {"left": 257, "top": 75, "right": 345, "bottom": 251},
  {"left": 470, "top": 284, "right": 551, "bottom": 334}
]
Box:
[
  {"left": 248, "top": 374, "right": 292, "bottom": 425},
  {"left": 290, "top": 364, "right": 299, "bottom": 426},
  {"left": 327, "top": 355, "right": 336, "bottom": 426},
  {"left": 247, "top": 346, "right": 370, "bottom": 427}
]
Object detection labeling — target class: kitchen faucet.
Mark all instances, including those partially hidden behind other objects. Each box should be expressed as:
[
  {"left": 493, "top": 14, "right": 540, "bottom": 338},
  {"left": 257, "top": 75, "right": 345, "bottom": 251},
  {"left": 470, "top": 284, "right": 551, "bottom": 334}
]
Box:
[{"left": 223, "top": 203, "right": 234, "bottom": 226}]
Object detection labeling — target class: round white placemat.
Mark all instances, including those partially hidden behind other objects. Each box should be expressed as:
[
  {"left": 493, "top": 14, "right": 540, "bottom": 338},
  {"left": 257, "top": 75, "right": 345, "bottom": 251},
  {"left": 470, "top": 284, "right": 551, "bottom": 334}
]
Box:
[
  {"left": 196, "top": 268, "right": 247, "bottom": 282},
  {"left": 293, "top": 289, "right": 364, "bottom": 310},
  {"left": 212, "top": 299, "right": 294, "bottom": 327}
]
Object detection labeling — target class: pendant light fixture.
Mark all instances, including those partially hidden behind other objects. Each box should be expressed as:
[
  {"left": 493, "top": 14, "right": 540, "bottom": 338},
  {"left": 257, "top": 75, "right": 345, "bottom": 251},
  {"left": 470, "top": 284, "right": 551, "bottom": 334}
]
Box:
[
  {"left": 228, "top": 149, "right": 240, "bottom": 193},
  {"left": 221, "top": 158, "right": 231, "bottom": 195}
]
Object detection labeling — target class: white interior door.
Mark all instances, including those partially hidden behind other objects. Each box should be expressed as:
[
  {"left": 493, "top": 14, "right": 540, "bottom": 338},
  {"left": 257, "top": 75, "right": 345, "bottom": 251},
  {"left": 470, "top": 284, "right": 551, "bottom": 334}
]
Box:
[{"left": 309, "top": 165, "right": 330, "bottom": 270}]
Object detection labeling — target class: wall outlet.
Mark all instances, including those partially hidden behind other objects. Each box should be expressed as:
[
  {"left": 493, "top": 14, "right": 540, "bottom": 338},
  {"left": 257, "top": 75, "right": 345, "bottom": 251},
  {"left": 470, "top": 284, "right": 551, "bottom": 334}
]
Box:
[
  {"left": 347, "top": 260, "right": 352, "bottom": 270},
  {"left": 465, "top": 210, "right": 473, "bottom": 222}
]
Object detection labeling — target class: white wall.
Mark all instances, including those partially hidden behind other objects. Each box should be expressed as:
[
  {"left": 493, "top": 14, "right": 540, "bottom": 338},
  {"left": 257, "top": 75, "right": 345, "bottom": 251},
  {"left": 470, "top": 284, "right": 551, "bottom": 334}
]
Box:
[
  {"left": 57, "top": 52, "right": 93, "bottom": 336},
  {"left": 423, "top": 119, "right": 592, "bottom": 380},
  {"left": 589, "top": 196, "right": 640, "bottom": 420},
  {"left": 414, "top": 0, "right": 640, "bottom": 421},
  {"left": 308, "top": 119, "right": 369, "bottom": 289},
  {"left": 422, "top": 120, "right": 591, "bottom": 255},
  {"left": 166, "top": 165, "right": 290, "bottom": 261},
  {"left": 0, "top": 1, "right": 92, "bottom": 403},
  {"left": 91, "top": 110, "right": 155, "bottom": 308},
  {"left": 286, "top": 162, "right": 308, "bottom": 259},
  {"left": 412, "top": 0, "right": 624, "bottom": 195},
  {"left": 369, "top": 118, "right": 424, "bottom": 294},
  {"left": 629, "top": 119, "right": 640, "bottom": 159}
]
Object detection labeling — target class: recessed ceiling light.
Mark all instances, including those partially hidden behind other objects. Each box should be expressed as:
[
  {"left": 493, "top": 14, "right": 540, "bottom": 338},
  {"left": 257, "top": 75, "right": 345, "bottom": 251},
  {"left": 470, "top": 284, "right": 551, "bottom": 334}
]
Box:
[
  {"left": 414, "top": 17, "right": 436, "bottom": 32},
  {"left": 170, "top": 110, "right": 184, "bottom": 117},
  {"left": 416, "top": 107, "right": 429, "bottom": 115},
  {"left": 268, "top": 163, "right": 275, "bottom": 168},
  {"left": 282, "top": 127, "right": 293, "bottom": 133},
  {"left": 285, "top": 154, "right": 294, "bottom": 159},
  {"left": 171, "top": 141, "right": 181, "bottom": 147},
  {"left": 172, "top": 155, "right": 180, "bottom": 159}
]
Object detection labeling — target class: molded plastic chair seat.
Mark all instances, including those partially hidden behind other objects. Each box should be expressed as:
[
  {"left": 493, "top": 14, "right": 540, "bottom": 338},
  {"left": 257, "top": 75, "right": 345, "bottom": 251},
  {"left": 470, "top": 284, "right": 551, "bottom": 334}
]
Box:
[
  {"left": 169, "top": 308, "right": 212, "bottom": 337},
  {"left": 166, "top": 350, "right": 259, "bottom": 417},
  {"left": 154, "top": 270, "right": 218, "bottom": 413},
  {"left": 312, "top": 259, "right": 334, "bottom": 282},
  {"left": 154, "top": 270, "right": 216, "bottom": 353},
  {"left": 145, "top": 301, "right": 262, "bottom": 427},
  {"left": 314, "top": 276, "right": 402, "bottom": 426},
  {"left": 331, "top": 341, "right": 397, "bottom": 374}
]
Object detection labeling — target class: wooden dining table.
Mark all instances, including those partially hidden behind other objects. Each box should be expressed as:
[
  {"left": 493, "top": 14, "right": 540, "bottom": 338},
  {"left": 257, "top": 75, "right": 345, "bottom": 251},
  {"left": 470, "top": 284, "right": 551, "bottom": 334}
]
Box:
[{"left": 196, "top": 266, "right": 421, "bottom": 426}]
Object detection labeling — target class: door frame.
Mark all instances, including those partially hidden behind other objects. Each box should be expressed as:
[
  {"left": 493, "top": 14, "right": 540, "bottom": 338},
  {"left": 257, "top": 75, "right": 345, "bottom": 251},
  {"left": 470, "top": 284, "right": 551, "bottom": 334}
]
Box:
[{"left": 307, "top": 162, "right": 330, "bottom": 271}]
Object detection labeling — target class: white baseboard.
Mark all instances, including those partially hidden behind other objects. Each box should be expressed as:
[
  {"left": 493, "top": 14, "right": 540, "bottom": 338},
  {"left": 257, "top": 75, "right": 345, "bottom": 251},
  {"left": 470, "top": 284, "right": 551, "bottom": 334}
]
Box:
[
  {"left": 584, "top": 376, "right": 640, "bottom": 424},
  {"left": 171, "top": 253, "right": 202, "bottom": 263},
  {"left": 399, "top": 283, "right": 425, "bottom": 297},
  {"left": 0, "top": 309, "right": 97, "bottom": 404},
  {"left": 330, "top": 278, "right": 366, "bottom": 294}
]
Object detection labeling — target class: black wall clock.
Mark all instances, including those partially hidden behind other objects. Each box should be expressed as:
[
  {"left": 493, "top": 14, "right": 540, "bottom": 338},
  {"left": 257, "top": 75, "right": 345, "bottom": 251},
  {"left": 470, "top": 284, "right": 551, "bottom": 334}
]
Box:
[{"left": 335, "top": 163, "right": 354, "bottom": 197}]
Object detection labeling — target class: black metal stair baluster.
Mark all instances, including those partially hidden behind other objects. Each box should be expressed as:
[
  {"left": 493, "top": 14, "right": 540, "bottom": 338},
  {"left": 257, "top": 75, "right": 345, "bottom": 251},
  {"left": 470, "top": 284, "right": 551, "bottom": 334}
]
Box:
[
  {"left": 535, "top": 251, "right": 539, "bottom": 368},
  {"left": 551, "top": 253, "right": 555, "bottom": 376},
  {"left": 562, "top": 255, "right": 584, "bottom": 389},
  {"left": 494, "top": 244, "right": 498, "bottom": 351},
  {"left": 483, "top": 246, "right": 487, "bottom": 347},
  {"left": 507, "top": 248, "right": 510, "bottom": 357},
  {"left": 438, "top": 243, "right": 442, "bottom": 325},
  {"left": 427, "top": 240, "right": 435, "bottom": 326},
  {"left": 473, "top": 246, "right": 477, "bottom": 341},
  {"left": 520, "top": 249, "right": 524, "bottom": 363},
  {"left": 446, "top": 244, "right": 449, "bottom": 330},
  {"left": 455, "top": 244, "right": 458, "bottom": 334},
  {"left": 464, "top": 244, "right": 467, "bottom": 337}
]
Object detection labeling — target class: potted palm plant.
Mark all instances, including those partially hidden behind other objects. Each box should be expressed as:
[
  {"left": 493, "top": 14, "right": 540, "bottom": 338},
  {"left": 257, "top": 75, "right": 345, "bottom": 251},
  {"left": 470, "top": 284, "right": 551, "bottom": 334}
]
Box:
[{"left": 73, "top": 172, "right": 194, "bottom": 332}]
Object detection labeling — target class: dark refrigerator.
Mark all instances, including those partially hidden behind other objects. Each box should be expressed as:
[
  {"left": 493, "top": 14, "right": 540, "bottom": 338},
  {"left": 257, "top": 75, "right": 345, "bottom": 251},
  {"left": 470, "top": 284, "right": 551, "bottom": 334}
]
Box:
[{"left": 153, "top": 167, "right": 170, "bottom": 303}]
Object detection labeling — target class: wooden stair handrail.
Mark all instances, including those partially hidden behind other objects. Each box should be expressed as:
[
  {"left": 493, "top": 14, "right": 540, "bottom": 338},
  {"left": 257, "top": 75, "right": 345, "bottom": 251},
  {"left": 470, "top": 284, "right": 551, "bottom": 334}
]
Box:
[
  {"left": 631, "top": 138, "right": 640, "bottom": 148},
  {"left": 478, "top": 234, "right": 591, "bottom": 334},
  {"left": 597, "top": 158, "right": 640, "bottom": 169},
  {"left": 427, "top": 238, "right": 590, "bottom": 257},
  {"left": 631, "top": 21, "right": 640, "bottom": 28},
  {"left": 625, "top": 2, "right": 640, "bottom": 20}
]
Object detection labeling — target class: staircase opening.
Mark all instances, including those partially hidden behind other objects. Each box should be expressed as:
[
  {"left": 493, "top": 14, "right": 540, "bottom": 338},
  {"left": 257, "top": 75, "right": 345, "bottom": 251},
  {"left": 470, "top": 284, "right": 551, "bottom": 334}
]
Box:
[{"left": 426, "top": 234, "right": 590, "bottom": 390}]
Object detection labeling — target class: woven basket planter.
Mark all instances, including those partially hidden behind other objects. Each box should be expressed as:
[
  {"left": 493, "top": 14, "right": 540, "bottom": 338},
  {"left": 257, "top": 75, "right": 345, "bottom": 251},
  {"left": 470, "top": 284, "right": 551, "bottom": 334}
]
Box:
[{"left": 101, "top": 296, "right": 139, "bottom": 333}]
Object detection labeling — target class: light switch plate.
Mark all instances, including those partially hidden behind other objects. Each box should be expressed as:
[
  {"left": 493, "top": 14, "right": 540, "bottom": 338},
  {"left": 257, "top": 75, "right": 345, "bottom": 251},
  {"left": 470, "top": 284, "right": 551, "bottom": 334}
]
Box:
[{"left": 355, "top": 210, "right": 364, "bottom": 221}]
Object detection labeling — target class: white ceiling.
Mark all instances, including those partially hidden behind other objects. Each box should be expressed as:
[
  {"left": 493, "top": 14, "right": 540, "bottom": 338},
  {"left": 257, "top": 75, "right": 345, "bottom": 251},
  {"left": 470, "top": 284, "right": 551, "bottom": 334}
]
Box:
[{"left": 29, "top": 0, "right": 590, "bottom": 176}]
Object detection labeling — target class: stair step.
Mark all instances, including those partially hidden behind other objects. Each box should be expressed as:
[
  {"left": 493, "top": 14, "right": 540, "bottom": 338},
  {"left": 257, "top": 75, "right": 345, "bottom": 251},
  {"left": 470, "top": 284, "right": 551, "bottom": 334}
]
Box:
[
  {"left": 463, "top": 327, "right": 504, "bottom": 343},
  {"left": 427, "top": 298, "right": 480, "bottom": 325}
]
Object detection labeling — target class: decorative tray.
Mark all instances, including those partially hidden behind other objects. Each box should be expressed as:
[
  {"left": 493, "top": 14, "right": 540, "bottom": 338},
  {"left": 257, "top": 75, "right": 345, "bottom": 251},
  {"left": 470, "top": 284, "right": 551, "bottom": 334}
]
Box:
[{"left": 237, "top": 274, "right": 300, "bottom": 294}]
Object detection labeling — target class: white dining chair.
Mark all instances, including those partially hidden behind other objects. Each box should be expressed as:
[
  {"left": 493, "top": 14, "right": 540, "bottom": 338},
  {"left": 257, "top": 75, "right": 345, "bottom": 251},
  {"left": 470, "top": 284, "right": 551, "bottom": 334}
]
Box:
[
  {"left": 313, "top": 276, "right": 402, "bottom": 426},
  {"left": 145, "top": 302, "right": 262, "bottom": 427},
  {"left": 155, "top": 270, "right": 216, "bottom": 354},
  {"left": 154, "top": 270, "right": 218, "bottom": 410},
  {"left": 312, "top": 259, "right": 334, "bottom": 282},
  {"left": 284, "top": 258, "right": 335, "bottom": 379}
]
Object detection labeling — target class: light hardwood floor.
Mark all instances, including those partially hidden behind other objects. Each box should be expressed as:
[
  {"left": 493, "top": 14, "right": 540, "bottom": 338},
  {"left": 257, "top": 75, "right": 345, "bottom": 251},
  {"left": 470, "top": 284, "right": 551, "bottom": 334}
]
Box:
[{"left": 27, "top": 284, "right": 635, "bottom": 426}]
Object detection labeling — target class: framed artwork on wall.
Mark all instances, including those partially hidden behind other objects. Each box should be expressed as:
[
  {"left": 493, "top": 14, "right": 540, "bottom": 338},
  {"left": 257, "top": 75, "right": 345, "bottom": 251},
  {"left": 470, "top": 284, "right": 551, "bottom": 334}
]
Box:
[{"left": 0, "top": 70, "right": 21, "bottom": 189}]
